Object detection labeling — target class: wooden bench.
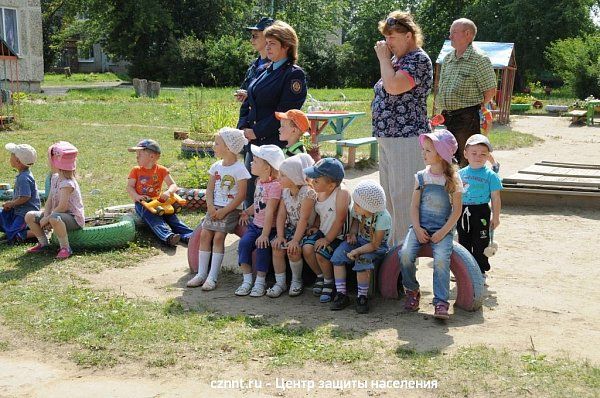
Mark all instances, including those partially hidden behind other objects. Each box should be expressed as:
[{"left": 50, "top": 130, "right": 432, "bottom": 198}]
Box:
[
  {"left": 335, "top": 137, "right": 378, "bottom": 168},
  {"left": 565, "top": 110, "right": 587, "bottom": 124}
]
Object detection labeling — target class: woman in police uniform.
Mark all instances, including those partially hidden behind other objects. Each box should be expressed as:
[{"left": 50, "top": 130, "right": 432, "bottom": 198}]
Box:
[
  {"left": 234, "top": 17, "right": 274, "bottom": 103},
  {"left": 237, "top": 20, "right": 307, "bottom": 205}
]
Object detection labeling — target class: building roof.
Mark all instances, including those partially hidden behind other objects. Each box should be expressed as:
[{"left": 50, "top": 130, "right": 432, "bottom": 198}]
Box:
[{"left": 436, "top": 41, "right": 515, "bottom": 68}]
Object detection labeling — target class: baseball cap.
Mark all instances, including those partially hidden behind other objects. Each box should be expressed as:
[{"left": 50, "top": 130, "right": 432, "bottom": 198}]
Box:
[
  {"left": 128, "top": 139, "right": 161, "bottom": 154},
  {"left": 419, "top": 129, "right": 458, "bottom": 164},
  {"left": 250, "top": 144, "right": 285, "bottom": 171},
  {"left": 465, "top": 134, "right": 493, "bottom": 152},
  {"left": 303, "top": 157, "right": 344, "bottom": 182},
  {"left": 5, "top": 143, "right": 37, "bottom": 166},
  {"left": 275, "top": 109, "right": 310, "bottom": 132},
  {"left": 246, "top": 17, "right": 274, "bottom": 31}
]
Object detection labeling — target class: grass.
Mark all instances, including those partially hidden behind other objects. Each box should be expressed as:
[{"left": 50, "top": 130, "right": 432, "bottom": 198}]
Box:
[
  {"left": 42, "top": 72, "right": 126, "bottom": 86},
  {"left": 0, "top": 84, "right": 589, "bottom": 395}
]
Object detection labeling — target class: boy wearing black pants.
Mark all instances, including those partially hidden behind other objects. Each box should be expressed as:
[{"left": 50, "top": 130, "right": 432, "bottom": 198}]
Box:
[{"left": 457, "top": 134, "right": 502, "bottom": 284}]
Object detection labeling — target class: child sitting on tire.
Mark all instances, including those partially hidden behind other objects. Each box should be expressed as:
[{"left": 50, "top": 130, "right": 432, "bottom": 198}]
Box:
[
  {"left": 399, "top": 129, "right": 463, "bottom": 320},
  {"left": 269, "top": 154, "right": 317, "bottom": 297},
  {"left": 235, "top": 145, "right": 284, "bottom": 297},
  {"left": 0, "top": 143, "right": 41, "bottom": 244},
  {"left": 25, "top": 141, "right": 84, "bottom": 260},
  {"left": 126, "top": 139, "right": 193, "bottom": 246},
  {"left": 330, "top": 180, "right": 391, "bottom": 314},
  {"left": 186, "top": 128, "right": 251, "bottom": 290}
]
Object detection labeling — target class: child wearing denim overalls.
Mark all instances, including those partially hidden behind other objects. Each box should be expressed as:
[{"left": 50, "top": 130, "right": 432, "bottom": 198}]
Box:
[{"left": 399, "top": 129, "right": 463, "bottom": 320}]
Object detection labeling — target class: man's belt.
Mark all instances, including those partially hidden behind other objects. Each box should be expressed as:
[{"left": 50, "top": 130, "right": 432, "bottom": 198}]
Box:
[{"left": 442, "top": 104, "right": 480, "bottom": 118}]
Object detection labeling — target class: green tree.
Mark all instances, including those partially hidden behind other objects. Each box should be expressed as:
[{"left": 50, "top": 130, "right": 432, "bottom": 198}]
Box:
[
  {"left": 546, "top": 34, "right": 600, "bottom": 98},
  {"left": 463, "top": 0, "right": 597, "bottom": 87}
]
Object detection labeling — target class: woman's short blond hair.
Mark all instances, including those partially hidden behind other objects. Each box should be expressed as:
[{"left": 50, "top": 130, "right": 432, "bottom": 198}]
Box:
[
  {"left": 378, "top": 11, "right": 423, "bottom": 47},
  {"left": 264, "top": 21, "right": 299, "bottom": 64}
]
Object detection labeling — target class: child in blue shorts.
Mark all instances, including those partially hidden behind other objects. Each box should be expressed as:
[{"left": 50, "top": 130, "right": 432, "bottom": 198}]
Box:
[
  {"left": 301, "top": 158, "right": 351, "bottom": 303},
  {"left": 330, "top": 180, "right": 391, "bottom": 314},
  {"left": 0, "top": 143, "right": 41, "bottom": 244}
]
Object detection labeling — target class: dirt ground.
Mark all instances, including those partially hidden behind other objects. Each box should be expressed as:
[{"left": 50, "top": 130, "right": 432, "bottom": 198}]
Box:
[{"left": 1, "top": 115, "right": 599, "bottom": 397}]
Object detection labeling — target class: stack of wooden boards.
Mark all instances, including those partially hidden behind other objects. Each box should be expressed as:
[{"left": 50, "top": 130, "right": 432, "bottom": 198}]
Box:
[{"left": 501, "top": 161, "right": 600, "bottom": 209}]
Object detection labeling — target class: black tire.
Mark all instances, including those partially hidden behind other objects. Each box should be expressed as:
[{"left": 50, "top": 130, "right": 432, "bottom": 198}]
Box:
[{"left": 50, "top": 215, "right": 136, "bottom": 250}]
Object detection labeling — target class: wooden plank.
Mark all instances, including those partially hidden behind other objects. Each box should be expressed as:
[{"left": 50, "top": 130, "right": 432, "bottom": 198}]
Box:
[
  {"left": 520, "top": 165, "right": 600, "bottom": 178},
  {"left": 503, "top": 173, "right": 600, "bottom": 188},
  {"left": 501, "top": 188, "right": 600, "bottom": 209},
  {"left": 337, "top": 137, "right": 377, "bottom": 147},
  {"left": 502, "top": 182, "right": 600, "bottom": 193},
  {"left": 538, "top": 161, "right": 600, "bottom": 170}
]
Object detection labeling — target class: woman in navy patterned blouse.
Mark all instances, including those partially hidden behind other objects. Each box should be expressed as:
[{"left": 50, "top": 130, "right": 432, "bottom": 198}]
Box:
[{"left": 372, "top": 11, "right": 433, "bottom": 246}]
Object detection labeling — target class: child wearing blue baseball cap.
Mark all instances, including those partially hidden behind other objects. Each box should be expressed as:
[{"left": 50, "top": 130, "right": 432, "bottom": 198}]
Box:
[
  {"left": 301, "top": 158, "right": 352, "bottom": 303},
  {"left": 126, "top": 139, "right": 193, "bottom": 246}
]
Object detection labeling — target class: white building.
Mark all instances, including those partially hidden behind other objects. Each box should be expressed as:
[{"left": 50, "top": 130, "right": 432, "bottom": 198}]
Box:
[{"left": 0, "top": 0, "right": 43, "bottom": 92}]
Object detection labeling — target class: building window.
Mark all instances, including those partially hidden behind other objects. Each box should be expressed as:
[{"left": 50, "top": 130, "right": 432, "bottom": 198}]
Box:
[
  {"left": 0, "top": 8, "right": 19, "bottom": 54},
  {"left": 78, "top": 43, "right": 94, "bottom": 62}
]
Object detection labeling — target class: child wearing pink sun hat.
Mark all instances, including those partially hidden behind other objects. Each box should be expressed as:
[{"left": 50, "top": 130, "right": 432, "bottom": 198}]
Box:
[{"left": 25, "top": 141, "right": 84, "bottom": 260}]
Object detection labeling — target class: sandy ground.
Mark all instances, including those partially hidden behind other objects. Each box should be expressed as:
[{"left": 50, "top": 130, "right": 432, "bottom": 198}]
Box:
[{"left": 1, "top": 115, "right": 599, "bottom": 397}]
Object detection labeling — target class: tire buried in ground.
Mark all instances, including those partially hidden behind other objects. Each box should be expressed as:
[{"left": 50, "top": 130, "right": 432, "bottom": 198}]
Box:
[{"left": 50, "top": 215, "right": 136, "bottom": 250}]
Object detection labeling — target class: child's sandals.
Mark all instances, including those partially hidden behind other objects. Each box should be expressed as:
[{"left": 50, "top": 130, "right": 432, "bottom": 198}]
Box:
[
  {"left": 288, "top": 280, "right": 304, "bottom": 297},
  {"left": 249, "top": 283, "right": 266, "bottom": 297},
  {"left": 235, "top": 282, "right": 253, "bottom": 296},
  {"left": 186, "top": 274, "right": 206, "bottom": 288},
  {"left": 312, "top": 277, "right": 324, "bottom": 296},
  {"left": 319, "top": 282, "right": 335, "bottom": 303},
  {"left": 201, "top": 278, "right": 217, "bottom": 291},
  {"left": 266, "top": 283, "right": 287, "bottom": 298}
]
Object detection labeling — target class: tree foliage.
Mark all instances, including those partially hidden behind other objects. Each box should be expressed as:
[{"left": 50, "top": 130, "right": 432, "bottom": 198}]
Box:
[
  {"left": 545, "top": 34, "right": 600, "bottom": 98},
  {"left": 41, "top": 0, "right": 599, "bottom": 89}
]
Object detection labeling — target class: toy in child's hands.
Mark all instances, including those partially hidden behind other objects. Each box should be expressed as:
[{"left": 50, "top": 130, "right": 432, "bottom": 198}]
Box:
[
  {"left": 430, "top": 114, "right": 445, "bottom": 128},
  {"left": 483, "top": 230, "right": 498, "bottom": 257},
  {"left": 141, "top": 192, "right": 187, "bottom": 216}
]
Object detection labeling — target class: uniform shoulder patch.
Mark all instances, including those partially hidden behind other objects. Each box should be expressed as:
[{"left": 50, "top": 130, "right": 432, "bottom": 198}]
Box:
[{"left": 290, "top": 79, "right": 303, "bottom": 94}]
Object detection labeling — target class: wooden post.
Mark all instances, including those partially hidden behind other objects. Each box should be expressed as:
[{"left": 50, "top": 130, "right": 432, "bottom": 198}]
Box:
[
  {"left": 133, "top": 78, "right": 148, "bottom": 97},
  {"left": 148, "top": 81, "right": 161, "bottom": 98}
]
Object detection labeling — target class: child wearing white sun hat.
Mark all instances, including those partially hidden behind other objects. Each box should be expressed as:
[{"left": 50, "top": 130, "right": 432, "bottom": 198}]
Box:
[
  {"left": 268, "top": 154, "right": 317, "bottom": 297},
  {"left": 186, "top": 127, "right": 251, "bottom": 291},
  {"left": 329, "top": 179, "right": 391, "bottom": 314}
]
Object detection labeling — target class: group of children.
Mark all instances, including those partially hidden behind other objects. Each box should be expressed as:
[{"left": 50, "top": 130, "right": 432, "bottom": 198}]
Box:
[{"left": 0, "top": 107, "right": 502, "bottom": 319}]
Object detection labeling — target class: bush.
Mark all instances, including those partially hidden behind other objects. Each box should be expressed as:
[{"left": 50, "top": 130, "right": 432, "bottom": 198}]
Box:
[
  {"left": 546, "top": 34, "right": 600, "bottom": 99},
  {"left": 179, "top": 156, "right": 215, "bottom": 190}
]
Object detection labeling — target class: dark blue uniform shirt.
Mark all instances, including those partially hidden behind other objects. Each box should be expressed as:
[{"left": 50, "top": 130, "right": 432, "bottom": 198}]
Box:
[
  {"left": 237, "top": 59, "right": 307, "bottom": 147},
  {"left": 240, "top": 56, "right": 270, "bottom": 91}
]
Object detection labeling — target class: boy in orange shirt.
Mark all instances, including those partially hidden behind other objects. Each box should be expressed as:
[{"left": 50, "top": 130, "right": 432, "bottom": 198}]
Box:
[{"left": 126, "top": 139, "right": 193, "bottom": 246}]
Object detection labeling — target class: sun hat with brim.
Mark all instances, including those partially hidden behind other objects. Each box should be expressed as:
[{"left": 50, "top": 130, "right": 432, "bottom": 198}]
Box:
[
  {"left": 48, "top": 141, "right": 78, "bottom": 171},
  {"left": 246, "top": 17, "right": 274, "bottom": 31},
  {"left": 128, "top": 139, "right": 161, "bottom": 154},
  {"left": 251, "top": 144, "right": 285, "bottom": 171},
  {"left": 465, "top": 133, "right": 493, "bottom": 152},
  {"left": 5, "top": 143, "right": 37, "bottom": 166},
  {"left": 418, "top": 129, "right": 458, "bottom": 164},
  {"left": 279, "top": 155, "right": 309, "bottom": 186}
]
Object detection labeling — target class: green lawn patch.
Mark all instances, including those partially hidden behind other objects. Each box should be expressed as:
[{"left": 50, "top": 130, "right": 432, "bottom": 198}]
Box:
[{"left": 42, "top": 72, "right": 125, "bottom": 87}]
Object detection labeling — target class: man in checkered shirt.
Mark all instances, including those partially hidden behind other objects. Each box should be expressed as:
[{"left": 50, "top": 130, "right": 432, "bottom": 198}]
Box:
[{"left": 436, "top": 18, "right": 496, "bottom": 167}]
